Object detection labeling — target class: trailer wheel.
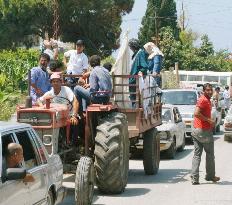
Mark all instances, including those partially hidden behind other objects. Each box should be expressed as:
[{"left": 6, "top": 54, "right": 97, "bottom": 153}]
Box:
[
  {"left": 75, "top": 157, "right": 94, "bottom": 205},
  {"left": 143, "top": 128, "right": 160, "bottom": 175},
  {"left": 94, "top": 112, "right": 129, "bottom": 194}
]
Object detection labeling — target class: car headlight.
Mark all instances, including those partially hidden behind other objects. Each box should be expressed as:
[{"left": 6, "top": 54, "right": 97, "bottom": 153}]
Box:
[
  {"left": 158, "top": 132, "right": 169, "bottom": 140},
  {"left": 43, "top": 135, "right": 52, "bottom": 146}
]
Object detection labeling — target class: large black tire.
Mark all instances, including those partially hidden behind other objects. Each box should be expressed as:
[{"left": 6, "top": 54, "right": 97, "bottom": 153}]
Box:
[
  {"left": 166, "top": 138, "right": 176, "bottom": 159},
  {"left": 75, "top": 157, "right": 94, "bottom": 205},
  {"left": 143, "top": 128, "right": 160, "bottom": 175},
  {"left": 94, "top": 112, "right": 129, "bottom": 194},
  {"left": 46, "top": 190, "right": 54, "bottom": 205}
]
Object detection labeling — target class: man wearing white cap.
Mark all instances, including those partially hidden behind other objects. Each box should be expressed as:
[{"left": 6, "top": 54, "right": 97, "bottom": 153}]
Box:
[
  {"left": 37, "top": 72, "right": 80, "bottom": 126},
  {"left": 144, "top": 42, "right": 164, "bottom": 87}
]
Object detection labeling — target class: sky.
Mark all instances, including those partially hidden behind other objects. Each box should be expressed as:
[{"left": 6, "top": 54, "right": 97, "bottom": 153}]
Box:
[{"left": 121, "top": 0, "right": 232, "bottom": 52}]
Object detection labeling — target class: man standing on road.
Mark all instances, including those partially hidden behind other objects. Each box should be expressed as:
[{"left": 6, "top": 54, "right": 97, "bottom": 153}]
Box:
[
  {"left": 223, "top": 85, "right": 231, "bottom": 113},
  {"left": 31, "top": 53, "right": 51, "bottom": 104},
  {"left": 191, "top": 83, "right": 220, "bottom": 185}
]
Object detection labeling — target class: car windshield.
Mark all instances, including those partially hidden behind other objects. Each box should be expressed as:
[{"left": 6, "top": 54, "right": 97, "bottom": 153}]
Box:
[
  {"left": 162, "top": 91, "right": 197, "bottom": 105},
  {"left": 162, "top": 108, "right": 172, "bottom": 122}
]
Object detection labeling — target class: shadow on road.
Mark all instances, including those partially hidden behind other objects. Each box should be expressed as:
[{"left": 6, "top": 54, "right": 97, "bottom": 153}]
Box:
[
  {"left": 127, "top": 168, "right": 190, "bottom": 184},
  {"left": 161, "top": 147, "right": 193, "bottom": 160},
  {"left": 95, "top": 187, "right": 150, "bottom": 198}
]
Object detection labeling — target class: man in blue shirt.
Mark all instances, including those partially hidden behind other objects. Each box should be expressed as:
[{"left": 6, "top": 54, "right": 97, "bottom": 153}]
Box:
[
  {"left": 128, "top": 39, "right": 150, "bottom": 106},
  {"left": 74, "top": 55, "right": 112, "bottom": 112},
  {"left": 30, "top": 53, "right": 51, "bottom": 104}
]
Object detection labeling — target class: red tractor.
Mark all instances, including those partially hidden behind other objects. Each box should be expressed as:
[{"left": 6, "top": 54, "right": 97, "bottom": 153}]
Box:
[{"left": 17, "top": 74, "right": 162, "bottom": 205}]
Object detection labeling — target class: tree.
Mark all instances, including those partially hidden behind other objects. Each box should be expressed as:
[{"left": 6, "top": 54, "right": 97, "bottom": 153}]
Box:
[
  {"left": 0, "top": 0, "right": 53, "bottom": 49},
  {"left": 0, "top": 0, "right": 134, "bottom": 56},
  {"left": 198, "top": 35, "right": 214, "bottom": 57},
  {"left": 59, "top": 0, "right": 134, "bottom": 56},
  {"left": 138, "top": 0, "right": 178, "bottom": 45}
]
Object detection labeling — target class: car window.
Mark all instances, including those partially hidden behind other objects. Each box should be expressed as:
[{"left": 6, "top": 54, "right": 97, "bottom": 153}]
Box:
[
  {"left": 162, "top": 91, "right": 197, "bottom": 105},
  {"left": 29, "top": 129, "right": 47, "bottom": 164},
  {"left": 1, "top": 133, "right": 15, "bottom": 181},
  {"left": 162, "top": 108, "right": 172, "bottom": 122},
  {"left": 15, "top": 131, "right": 42, "bottom": 170}
]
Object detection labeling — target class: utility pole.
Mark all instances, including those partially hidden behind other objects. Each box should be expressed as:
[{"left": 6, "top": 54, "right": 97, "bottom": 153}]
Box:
[
  {"left": 181, "top": 1, "right": 185, "bottom": 31},
  {"left": 53, "top": 0, "right": 59, "bottom": 40},
  {"left": 154, "top": 9, "right": 159, "bottom": 46}
]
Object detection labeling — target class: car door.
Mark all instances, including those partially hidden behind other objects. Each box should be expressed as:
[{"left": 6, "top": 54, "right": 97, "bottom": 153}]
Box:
[
  {"left": 14, "top": 130, "right": 48, "bottom": 205},
  {"left": 173, "top": 108, "right": 185, "bottom": 147},
  {"left": 0, "top": 132, "right": 29, "bottom": 205}
]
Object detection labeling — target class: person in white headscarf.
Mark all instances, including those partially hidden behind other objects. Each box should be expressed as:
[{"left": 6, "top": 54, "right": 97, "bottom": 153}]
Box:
[{"left": 144, "top": 42, "right": 164, "bottom": 87}]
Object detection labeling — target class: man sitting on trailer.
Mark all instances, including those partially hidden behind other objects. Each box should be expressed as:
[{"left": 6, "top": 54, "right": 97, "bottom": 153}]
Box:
[{"left": 74, "top": 55, "right": 112, "bottom": 112}]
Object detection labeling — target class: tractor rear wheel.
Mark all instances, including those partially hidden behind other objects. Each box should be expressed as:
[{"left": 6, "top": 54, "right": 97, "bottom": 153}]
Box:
[
  {"left": 143, "top": 128, "right": 160, "bottom": 175},
  {"left": 75, "top": 157, "right": 94, "bottom": 205},
  {"left": 94, "top": 112, "right": 129, "bottom": 194}
]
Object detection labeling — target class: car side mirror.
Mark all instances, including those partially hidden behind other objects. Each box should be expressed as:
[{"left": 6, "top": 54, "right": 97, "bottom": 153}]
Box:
[{"left": 6, "top": 168, "right": 26, "bottom": 181}]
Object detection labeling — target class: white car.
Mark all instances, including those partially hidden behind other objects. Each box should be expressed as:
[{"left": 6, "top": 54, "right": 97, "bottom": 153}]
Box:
[
  {"left": 162, "top": 89, "right": 221, "bottom": 137},
  {"left": 0, "top": 122, "right": 65, "bottom": 205},
  {"left": 157, "top": 105, "right": 186, "bottom": 159},
  {"left": 162, "top": 89, "right": 200, "bottom": 138}
]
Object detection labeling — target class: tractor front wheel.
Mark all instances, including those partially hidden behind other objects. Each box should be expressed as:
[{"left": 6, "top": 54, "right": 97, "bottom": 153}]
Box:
[
  {"left": 75, "top": 157, "right": 94, "bottom": 205},
  {"left": 94, "top": 112, "right": 129, "bottom": 194}
]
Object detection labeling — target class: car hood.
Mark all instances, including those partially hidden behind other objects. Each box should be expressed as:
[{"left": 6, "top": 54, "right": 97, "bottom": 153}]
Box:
[
  {"left": 157, "top": 122, "right": 175, "bottom": 132},
  {"left": 175, "top": 105, "right": 195, "bottom": 115}
]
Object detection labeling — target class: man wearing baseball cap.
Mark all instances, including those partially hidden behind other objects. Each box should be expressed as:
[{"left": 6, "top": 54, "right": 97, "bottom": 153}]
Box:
[
  {"left": 64, "top": 39, "right": 89, "bottom": 76},
  {"left": 37, "top": 72, "right": 80, "bottom": 126}
]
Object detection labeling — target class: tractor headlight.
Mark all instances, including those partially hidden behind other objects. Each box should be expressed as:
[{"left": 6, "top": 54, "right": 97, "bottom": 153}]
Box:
[
  {"left": 158, "top": 132, "right": 169, "bottom": 140},
  {"left": 43, "top": 135, "right": 52, "bottom": 146}
]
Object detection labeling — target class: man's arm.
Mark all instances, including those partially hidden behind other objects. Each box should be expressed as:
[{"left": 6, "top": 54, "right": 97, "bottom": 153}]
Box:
[
  {"left": 31, "top": 69, "right": 44, "bottom": 96},
  {"left": 70, "top": 96, "right": 79, "bottom": 125},
  {"left": 89, "top": 70, "right": 99, "bottom": 94},
  {"left": 194, "top": 107, "right": 214, "bottom": 125}
]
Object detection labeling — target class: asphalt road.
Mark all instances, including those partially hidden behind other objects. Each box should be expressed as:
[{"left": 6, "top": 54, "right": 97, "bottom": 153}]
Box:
[{"left": 60, "top": 127, "right": 232, "bottom": 205}]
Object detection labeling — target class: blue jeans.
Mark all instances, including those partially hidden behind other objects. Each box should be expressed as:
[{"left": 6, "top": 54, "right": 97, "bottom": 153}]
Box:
[
  {"left": 74, "top": 85, "right": 110, "bottom": 112},
  {"left": 74, "top": 86, "right": 91, "bottom": 112}
]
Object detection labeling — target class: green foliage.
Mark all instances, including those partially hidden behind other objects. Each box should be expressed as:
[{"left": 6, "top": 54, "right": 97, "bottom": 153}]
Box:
[
  {"left": 158, "top": 27, "right": 232, "bottom": 72},
  {"left": 0, "top": 49, "right": 39, "bottom": 92},
  {"left": 139, "top": 0, "right": 178, "bottom": 45},
  {"left": 59, "top": 0, "right": 134, "bottom": 57},
  {"left": 0, "top": 91, "right": 23, "bottom": 121},
  {"left": 0, "top": 0, "right": 53, "bottom": 49},
  {"left": 0, "top": 0, "right": 134, "bottom": 57}
]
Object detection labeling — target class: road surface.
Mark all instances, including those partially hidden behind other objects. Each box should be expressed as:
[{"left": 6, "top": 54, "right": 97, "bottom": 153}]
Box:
[{"left": 60, "top": 127, "right": 232, "bottom": 205}]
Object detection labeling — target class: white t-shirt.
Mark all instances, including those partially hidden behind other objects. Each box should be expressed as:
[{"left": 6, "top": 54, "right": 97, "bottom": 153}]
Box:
[
  {"left": 64, "top": 50, "right": 88, "bottom": 75},
  {"left": 40, "top": 86, "right": 75, "bottom": 111}
]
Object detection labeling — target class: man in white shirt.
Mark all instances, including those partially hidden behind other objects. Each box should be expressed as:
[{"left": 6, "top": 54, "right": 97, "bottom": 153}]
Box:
[
  {"left": 37, "top": 72, "right": 80, "bottom": 126},
  {"left": 64, "top": 40, "right": 89, "bottom": 75}
]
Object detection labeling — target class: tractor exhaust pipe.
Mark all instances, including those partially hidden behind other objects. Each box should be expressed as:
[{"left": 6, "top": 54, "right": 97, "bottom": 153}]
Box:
[{"left": 25, "top": 70, "right": 32, "bottom": 108}]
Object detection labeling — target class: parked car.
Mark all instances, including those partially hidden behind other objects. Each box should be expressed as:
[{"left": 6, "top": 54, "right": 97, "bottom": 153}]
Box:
[
  {"left": 223, "top": 108, "right": 232, "bottom": 141},
  {"left": 162, "top": 89, "right": 200, "bottom": 138},
  {"left": 157, "top": 105, "right": 186, "bottom": 159},
  {"left": 0, "top": 122, "right": 65, "bottom": 205}
]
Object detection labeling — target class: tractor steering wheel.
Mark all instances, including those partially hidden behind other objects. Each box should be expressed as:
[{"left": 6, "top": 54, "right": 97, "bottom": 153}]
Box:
[{"left": 52, "top": 96, "right": 73, "bottom": 111}]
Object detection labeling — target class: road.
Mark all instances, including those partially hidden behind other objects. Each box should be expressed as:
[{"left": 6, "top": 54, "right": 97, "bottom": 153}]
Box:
[{"left": 60, "top": 127, "right": 232, "bottom": 205}]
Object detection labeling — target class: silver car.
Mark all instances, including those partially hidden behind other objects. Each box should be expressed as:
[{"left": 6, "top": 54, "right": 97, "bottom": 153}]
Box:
[
  {"left": 157, "top": 105, "right": 186, "bottom": 159},
  {"left": 162, "top": 89, "right": 199, "bottom": 138},
  {"left": 0, "top": 122, "right": 65, "bottom": 205}
]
